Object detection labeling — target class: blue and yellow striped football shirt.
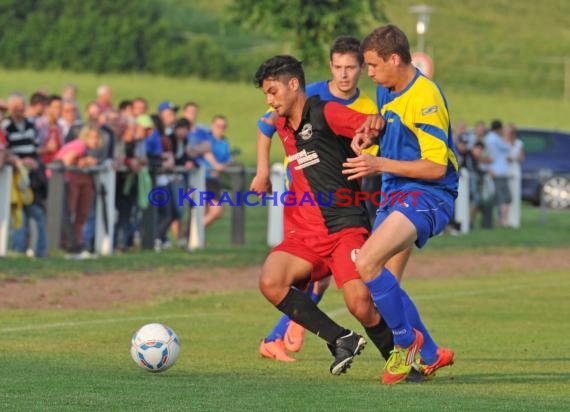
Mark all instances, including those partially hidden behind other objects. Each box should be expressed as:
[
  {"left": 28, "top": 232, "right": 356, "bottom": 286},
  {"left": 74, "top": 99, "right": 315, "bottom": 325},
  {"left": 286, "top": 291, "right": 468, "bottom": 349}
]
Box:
[{"left": 376, "top": 69, "right": 459, "bottom": 202}]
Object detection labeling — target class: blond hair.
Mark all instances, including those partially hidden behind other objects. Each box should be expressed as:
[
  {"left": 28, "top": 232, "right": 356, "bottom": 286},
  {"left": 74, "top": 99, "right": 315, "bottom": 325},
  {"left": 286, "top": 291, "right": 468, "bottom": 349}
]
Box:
[{"left": 77, "top": 125, "right": 103, "bottom": 149}]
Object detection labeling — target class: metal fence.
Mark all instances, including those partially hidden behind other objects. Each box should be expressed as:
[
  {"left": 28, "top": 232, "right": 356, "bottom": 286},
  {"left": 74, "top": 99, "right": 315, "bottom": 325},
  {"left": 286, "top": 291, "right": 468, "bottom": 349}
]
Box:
[{"left": 0, "top": 162, "right": 255, "bottom": 257}]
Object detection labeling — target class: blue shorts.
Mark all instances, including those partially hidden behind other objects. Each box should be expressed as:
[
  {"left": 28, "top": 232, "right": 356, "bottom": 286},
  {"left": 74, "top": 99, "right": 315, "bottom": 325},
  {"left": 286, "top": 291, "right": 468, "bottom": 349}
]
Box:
[{"left": 372, "top": 191, "right": 454, "bottom": 248}]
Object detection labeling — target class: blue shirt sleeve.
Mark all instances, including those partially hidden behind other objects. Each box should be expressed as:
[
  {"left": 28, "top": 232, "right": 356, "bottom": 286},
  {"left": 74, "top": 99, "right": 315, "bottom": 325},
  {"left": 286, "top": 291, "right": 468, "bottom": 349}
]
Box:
[
  {"left": 305, "top": 81, "right": 329, "bottom": 99},
  {"left": 215, "top": 139, "right": 232, "bottom": 163},
  {"left": 187, "top": 127, "right": 210, "bottom": 146},
  {"left": 145, "top": 129, "right": 162, "bottom": 156},
  {"left": 209, "top": 137, "right": 231, "bottom": 164},
  {"left": 257, "top": 112, "right": 276, "bottom": 138}
]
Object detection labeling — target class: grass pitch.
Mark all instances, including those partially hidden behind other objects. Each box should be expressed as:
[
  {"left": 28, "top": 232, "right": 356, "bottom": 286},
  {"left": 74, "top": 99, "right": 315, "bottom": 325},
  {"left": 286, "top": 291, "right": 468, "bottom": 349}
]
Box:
[{"left": 1, "top": 266, "right": 568, "bottom": 411}]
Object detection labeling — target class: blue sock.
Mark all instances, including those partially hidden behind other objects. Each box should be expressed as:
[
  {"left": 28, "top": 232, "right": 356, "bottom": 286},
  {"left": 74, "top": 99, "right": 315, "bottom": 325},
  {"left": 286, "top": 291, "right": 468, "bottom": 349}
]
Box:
[
  {"left": 400, "top": 288, "right": 438, "bottom": 364},
  {"left": 265, "top": 314, "right": 291, "bottom": 342},
  {"left": 365, "top": 268, "right": 415, "bottom": 347},
  {"left": 306, "top": 282, "right": 324, "bottom": 304}
]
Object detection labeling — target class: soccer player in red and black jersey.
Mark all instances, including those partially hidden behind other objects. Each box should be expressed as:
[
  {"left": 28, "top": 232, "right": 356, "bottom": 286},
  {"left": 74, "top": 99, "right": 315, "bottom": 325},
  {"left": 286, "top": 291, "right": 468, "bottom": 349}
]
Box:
[
  {"left": 253, "top": 55, "right": 392, "bottom": 375},
  {"left": 253, "top": 37, "right": 381, "bottom": 362}
]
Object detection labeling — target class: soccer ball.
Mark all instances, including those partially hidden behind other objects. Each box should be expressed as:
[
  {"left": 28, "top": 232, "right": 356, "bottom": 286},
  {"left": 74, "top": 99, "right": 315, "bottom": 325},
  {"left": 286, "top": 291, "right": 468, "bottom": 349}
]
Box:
[{"left": 130, "top": 323, "right": 180, "bottom": 372}]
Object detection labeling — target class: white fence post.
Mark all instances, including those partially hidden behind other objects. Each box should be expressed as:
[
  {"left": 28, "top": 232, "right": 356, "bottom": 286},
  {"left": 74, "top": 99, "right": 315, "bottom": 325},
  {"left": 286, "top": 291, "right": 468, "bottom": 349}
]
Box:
[
  {"left": 188, "top": 166, "right": 206, "bottom": 251},
  {"left": 94, "top": 160, "right": 116, "bottom": 256},
  {"left": 267, "top": 162, "right": 285, "bottom": 246},
  {"left": 0, "top": 166, "right": 12, "bottom": 257},
  {"left": 454, "top": 168, "right": 470, "bottom": 234},
  {"left": 507, "top": 166, "right": 522, "bottom": 228}
]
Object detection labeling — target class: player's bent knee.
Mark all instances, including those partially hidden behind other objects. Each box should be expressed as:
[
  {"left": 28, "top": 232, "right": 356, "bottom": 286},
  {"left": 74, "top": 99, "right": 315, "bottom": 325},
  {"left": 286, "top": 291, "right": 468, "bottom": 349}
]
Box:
[
  {"left": 355, "top": 250, "right": 388, "bottom": 281},
  {"left": 259, "top": 271, "right": 289, "bottom": 302},
  {"left": 343, "top": 281, "right": 378, "bottom": 325},
  {"left": 355, "top": 256, "right": 376, "bottom": 281},
  {"left": 347, "top": 303, "right": 369, "bottom": 323},
  {"left": 259, "top": 271, "right": 276, "bottom": 292},
  {"left": 346, "top": 298, "right": 378, "bottom": 326}
]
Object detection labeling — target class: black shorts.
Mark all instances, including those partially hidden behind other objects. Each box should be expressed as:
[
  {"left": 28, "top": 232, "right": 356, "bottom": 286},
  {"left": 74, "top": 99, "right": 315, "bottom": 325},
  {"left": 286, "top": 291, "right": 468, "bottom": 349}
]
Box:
[{"left": 206, "top": 178, "right": 222, "bottom": 199}]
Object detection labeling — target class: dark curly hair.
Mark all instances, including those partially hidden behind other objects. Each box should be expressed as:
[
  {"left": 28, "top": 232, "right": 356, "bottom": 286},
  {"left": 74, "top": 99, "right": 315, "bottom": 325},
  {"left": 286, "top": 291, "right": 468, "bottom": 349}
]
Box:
[{"left": 253, "top": 55, "right": 305, "bottom": 91}]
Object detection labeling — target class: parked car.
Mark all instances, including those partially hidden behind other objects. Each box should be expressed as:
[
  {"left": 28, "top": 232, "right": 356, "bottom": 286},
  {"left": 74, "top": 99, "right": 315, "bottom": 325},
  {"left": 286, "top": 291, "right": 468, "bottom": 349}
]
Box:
[{"left": 517, "top": 128, "right": 570, "bottom": 209}]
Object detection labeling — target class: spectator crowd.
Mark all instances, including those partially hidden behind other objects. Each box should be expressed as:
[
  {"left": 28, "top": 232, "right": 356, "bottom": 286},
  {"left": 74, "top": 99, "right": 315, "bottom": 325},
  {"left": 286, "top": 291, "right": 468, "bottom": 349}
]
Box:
[
  {"left": 453, "top": 119, "right": 525, "bottom": 230},
  {"left": 0, "top": 85, "right": 234, "bottom": 259}
]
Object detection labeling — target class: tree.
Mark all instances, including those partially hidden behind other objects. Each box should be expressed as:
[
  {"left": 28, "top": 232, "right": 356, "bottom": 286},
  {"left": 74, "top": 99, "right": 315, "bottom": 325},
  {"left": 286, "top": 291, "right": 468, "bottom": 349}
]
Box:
[
  {"left": 0, "top": 0, "right": 243, "bottom": 79},
  {"left": 228, "top": 0, "right": 386, "bottom": 65}
]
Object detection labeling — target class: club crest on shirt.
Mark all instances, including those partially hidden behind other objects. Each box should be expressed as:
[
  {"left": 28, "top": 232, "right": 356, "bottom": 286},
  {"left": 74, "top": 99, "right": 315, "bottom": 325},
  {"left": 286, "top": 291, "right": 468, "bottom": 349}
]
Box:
[
  {"left": 350, "top": 248, "right": 360, "bottom": 263},
  {"left": 298, "top": 123, "right": 313, "bottom": 140},
  {"left": 421, "top": 105, "right": 438, "bottom": 116}
]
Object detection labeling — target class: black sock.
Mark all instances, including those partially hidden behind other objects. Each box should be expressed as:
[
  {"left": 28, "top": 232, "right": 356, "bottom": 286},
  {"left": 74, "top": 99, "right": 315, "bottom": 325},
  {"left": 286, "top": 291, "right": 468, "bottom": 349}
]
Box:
[
  {"left": 364, "top": 317, "right": 394, "bottom": 361},
  {"left": 276, "top": 288, "right": 347, "bottom": 344}
]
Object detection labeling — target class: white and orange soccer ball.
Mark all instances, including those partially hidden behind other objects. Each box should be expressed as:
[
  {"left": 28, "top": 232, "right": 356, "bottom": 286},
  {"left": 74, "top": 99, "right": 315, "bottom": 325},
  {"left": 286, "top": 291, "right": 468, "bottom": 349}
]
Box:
[{"left": 130, "top": 323, "right": 180, "bottom": 372}]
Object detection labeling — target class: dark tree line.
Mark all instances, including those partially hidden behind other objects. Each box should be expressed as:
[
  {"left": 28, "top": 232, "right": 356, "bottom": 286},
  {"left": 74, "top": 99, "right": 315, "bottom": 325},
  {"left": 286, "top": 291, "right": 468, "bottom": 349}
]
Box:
[
  {"left": 0, "top": 0, "right": 385, "bottom": 80},
  {"left": 0, "top": 0, "right": 240, "bottom": 79}
]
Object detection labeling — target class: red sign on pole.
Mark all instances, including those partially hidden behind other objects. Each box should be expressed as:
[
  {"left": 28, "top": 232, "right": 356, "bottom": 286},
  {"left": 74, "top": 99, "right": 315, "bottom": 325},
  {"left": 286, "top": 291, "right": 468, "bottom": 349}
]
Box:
[{"left": 412, "top": 52, "right": 434, "bottom": 78}]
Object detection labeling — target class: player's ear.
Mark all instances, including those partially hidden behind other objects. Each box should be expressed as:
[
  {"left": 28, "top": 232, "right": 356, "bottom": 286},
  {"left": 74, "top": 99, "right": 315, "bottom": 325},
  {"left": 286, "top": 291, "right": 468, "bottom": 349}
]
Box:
[
  {"left": 288, "top": 77, "right": 300, "bottom": 91},
  {"left": 390, "top": 53, "right": 400, "bottom": 66}
]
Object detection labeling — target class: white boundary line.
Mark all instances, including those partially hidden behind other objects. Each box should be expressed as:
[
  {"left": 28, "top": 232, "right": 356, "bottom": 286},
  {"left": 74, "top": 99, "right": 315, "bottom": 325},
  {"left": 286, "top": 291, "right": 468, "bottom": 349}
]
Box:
[
  {"left": 0, "top": 313, "right": 209, "bottom": 334},
  {"left": 2, "top": 279, "right": 567, "bottom": 334}
]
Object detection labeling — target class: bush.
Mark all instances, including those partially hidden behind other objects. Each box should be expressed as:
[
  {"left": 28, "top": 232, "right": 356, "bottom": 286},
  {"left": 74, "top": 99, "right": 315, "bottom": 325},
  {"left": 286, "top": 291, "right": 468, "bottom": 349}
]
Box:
[{"left": 0, "top": 0, "right": 239, "bottom": 78}]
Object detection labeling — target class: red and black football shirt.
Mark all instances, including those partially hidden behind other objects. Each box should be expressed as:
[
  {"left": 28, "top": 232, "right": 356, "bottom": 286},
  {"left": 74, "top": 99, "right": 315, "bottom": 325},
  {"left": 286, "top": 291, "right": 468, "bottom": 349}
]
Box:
[{"left": 275, "top": 95, "right": 371, "bottom": 236}]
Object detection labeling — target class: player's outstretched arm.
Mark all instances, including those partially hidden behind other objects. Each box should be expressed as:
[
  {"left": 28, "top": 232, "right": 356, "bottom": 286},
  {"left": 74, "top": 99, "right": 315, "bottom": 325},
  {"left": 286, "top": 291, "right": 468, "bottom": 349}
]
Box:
[
  {"left": 324, "top": 103, "right": 382, "bottom": 152},
  {"left": 343, "top": 156, "right": 446, "bottom": 181},
  {"left": 250, "top": 128, "right": 272, "bottom": 195},
  {"left": 341, "top": 153, "right": 382, "bottom": 180}
]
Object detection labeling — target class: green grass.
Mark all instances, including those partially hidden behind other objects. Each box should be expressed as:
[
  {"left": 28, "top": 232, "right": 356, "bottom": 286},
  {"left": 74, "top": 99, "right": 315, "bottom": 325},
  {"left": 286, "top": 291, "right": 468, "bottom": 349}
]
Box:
[
  {"left": 382, "top": 0, "right": 570, "bottom": 99},
  {"left": 1, "top": 268, "right": 568, "bottom": 410},
  {"left": 427, "top": 206, "right": 570, "bottom": 249}
]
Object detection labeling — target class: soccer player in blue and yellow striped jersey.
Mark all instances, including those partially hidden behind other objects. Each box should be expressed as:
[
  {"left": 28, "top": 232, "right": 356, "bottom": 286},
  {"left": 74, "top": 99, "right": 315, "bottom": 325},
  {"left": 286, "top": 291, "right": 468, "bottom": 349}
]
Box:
[{"left": 343, "top": 25, "right": 456, "bottom": 384}]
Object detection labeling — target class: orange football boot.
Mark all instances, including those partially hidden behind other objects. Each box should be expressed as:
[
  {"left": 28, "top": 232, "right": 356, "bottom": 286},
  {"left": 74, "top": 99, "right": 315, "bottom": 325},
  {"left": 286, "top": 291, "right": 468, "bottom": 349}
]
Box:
[
  {"left": 259, "top": 339, "right": 296, "bottom": 362},
  {"left": 284, "top": 322, "right": 306, "bottom": 353},
  {"left": 421, "top": 347, "right": 455, "bottom": 376}
]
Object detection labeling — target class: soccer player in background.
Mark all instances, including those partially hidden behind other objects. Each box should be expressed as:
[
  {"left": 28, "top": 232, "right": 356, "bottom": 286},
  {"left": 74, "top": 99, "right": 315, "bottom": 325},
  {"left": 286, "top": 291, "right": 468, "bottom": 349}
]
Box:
[
  {"left": 251, "top": 36, "right": 392, "bottom": 363},
  {"left": 253, "top": 54, "right": 398, "bottom": 376},
  {"left": 343, "top": 24, "right": 456, "bottom": 384}
]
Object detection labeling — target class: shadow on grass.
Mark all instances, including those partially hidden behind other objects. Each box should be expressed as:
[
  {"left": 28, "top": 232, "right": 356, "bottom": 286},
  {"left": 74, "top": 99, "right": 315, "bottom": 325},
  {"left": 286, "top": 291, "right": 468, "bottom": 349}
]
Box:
[
  {"left": 454, "top": 372, "right": 570, "bottom": 384},
  {"left": 463, "top": 357, "right": 570, "bottom": 362}
]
